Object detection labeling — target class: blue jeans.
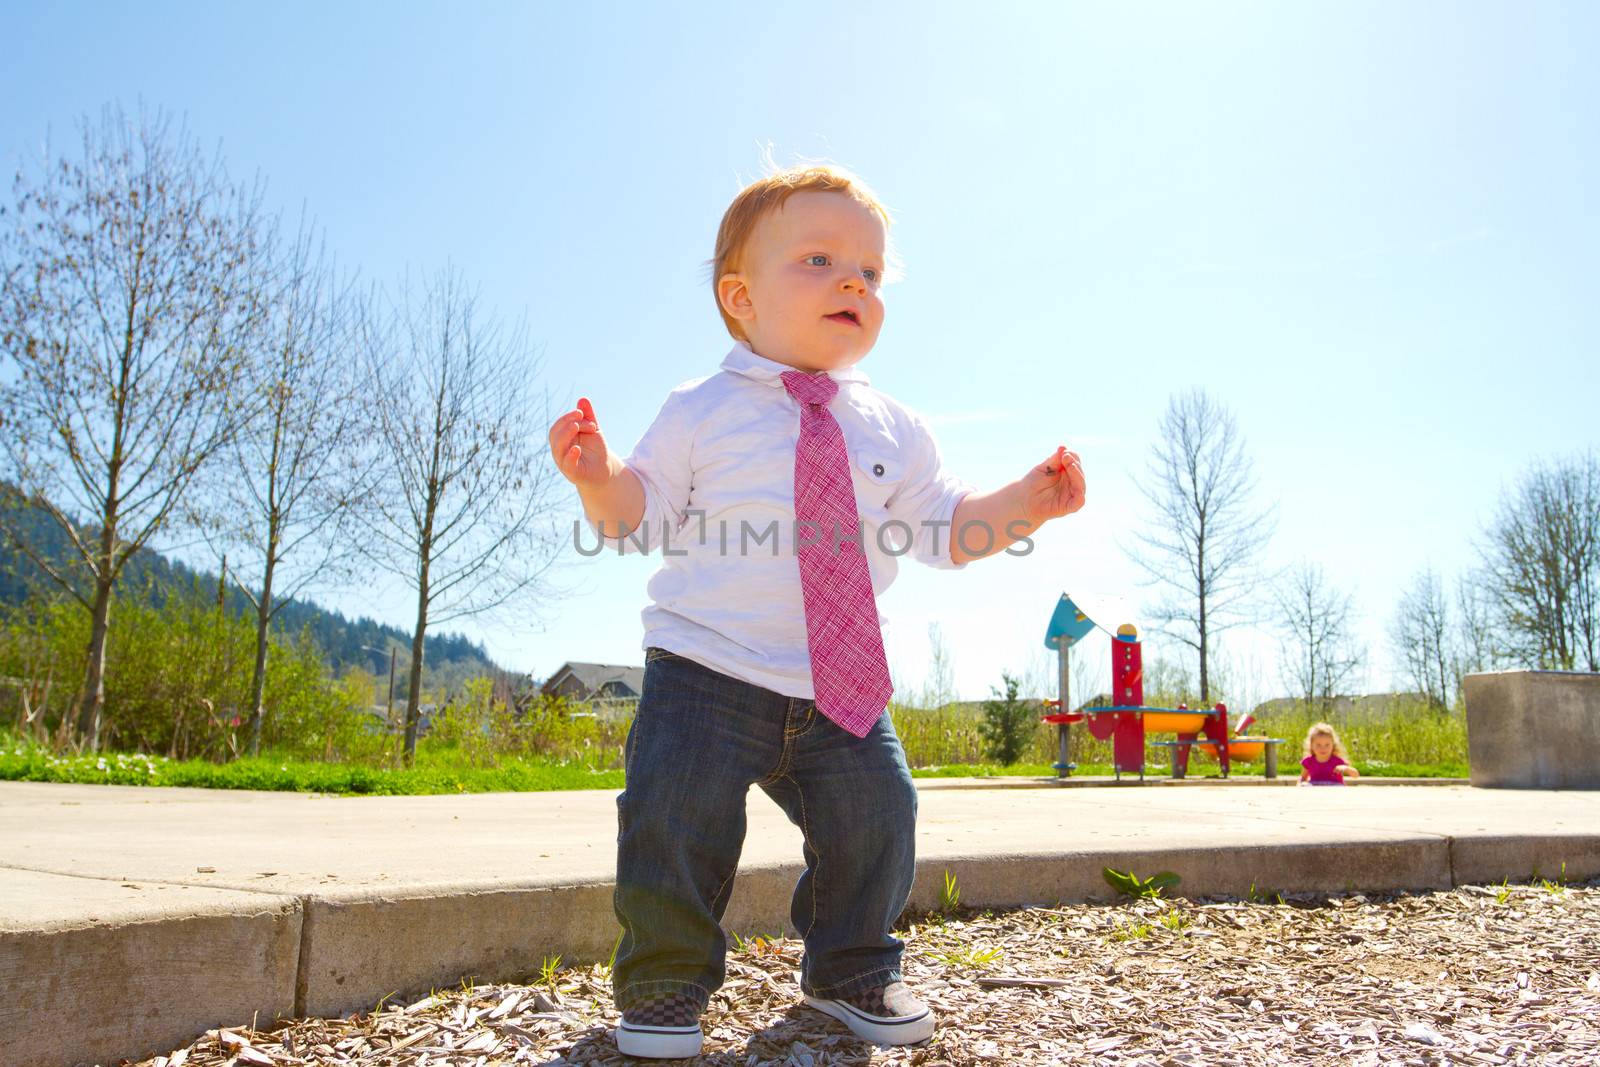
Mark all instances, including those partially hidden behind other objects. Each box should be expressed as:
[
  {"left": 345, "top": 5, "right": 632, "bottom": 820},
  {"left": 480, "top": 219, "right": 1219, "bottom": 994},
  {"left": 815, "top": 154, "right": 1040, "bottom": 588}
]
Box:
[{"left": 612, "top": 647, "right": 918, "bottom": 1012}]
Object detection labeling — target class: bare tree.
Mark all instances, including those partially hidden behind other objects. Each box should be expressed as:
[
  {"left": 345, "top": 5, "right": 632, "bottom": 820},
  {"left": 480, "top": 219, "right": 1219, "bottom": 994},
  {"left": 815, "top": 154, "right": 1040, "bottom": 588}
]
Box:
[
  {"left": 1479, "top": 452, "right": 1600, "bottom": 671},
  {"left": 1452, "top": 570, "right": 1502, "bottom": 685},
  {"left": 1211, "top": 646, "right": 1274, "bottom": 718},
  {"left": 363, "top": 269, "right": 562, "bottom": 761},
  {"left": 204, "top": 220, "right": 377, "bottom": 757},
  {"left": 917, "top": 622, "right": 957, "bottom": 710},
  {"left": 1128, "top": 389, "right": 1273, "bottom": 703},
  {"left": 1274, "top": 559, "right": 1363, "bottom": 712},
  {"left": 1390, "top": 568, "right": 1453, "bottom": 708},
  {"left": 1142, "top": 653, "right": 1196, "bottom": 708},
  {"left": 0, "top": 107, "right": 267, "bottom": 751}
]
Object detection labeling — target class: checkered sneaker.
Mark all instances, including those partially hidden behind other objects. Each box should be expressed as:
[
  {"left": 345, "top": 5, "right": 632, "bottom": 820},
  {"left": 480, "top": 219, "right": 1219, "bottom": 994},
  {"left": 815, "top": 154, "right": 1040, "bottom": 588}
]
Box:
[
  {"left": 840, "top": 981, "right": 908, "bottom": 1016},
  {"left": 616, "top": 992, "right": 703, "bottom": 1058},
  {"left": 803, "top": 979, "right": 935, "bottom": 1045},
  {"left": 781, "top": 370, "right": 893, "bottom": 738},
  {"left": 622, "top": 992, "right": 701, "bottom": 1027}
]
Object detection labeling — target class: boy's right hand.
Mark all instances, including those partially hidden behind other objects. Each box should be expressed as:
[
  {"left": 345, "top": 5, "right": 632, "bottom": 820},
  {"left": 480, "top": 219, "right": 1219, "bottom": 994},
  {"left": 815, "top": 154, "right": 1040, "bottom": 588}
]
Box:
[{"left": 550, "top": 397, "right": 612, "bottom": 488}]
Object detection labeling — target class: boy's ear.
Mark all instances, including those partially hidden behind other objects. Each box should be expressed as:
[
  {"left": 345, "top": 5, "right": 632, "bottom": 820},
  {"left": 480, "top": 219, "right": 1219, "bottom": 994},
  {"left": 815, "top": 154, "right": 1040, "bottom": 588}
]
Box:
[{"left": 717, "top": 272, "right": 756, "bottom": 325}]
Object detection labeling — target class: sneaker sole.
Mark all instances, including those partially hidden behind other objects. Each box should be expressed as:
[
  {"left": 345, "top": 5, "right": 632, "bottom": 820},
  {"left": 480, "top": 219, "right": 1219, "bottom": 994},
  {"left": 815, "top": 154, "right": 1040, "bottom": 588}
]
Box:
[
  {"left": 615, "top": 1021, "right": 703, "bottom": 1058},
  {"left": 802, "top": 994, "right": 935, "bottom": 1045}
]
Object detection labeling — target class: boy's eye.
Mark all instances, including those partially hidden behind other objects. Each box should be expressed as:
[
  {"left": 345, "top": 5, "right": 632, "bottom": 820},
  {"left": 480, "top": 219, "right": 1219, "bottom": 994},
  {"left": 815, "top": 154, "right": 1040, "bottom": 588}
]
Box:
[{"left": 806, "top": 254, "right": 881, "bottom": 284}]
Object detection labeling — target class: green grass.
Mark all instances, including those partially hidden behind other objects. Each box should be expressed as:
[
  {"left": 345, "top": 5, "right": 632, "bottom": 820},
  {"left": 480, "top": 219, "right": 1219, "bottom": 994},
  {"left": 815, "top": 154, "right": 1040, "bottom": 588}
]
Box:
[
  {"left": 909, "top": 761, "right": 1106, "bottom": 778},
  {"left": 1159, "top": 910, "right": 1191, "bottom": 931},
  {"left": 910, "top": 759, "right": 1467, "bottom": 780},
  {"left": 927, "top": 944, "right": 1003, "bottom": 969},
  {"left": 1172, "top": 758, "right": 1468, "bottom": 779},
  {"left": 1352, "top": 760, "right": 1468, "bottom": 778},
  {"left": 729, "top": 930, "right": 785, "bottom": 955},
  {"left": 0, "top": 739, "right": 624, "bottom": 795},
  {"left": 1, "top": 727, "right": 1466, "bottom": 795},
  {"left": 537, "top": 955, "right": 564, "bottom": 987}
]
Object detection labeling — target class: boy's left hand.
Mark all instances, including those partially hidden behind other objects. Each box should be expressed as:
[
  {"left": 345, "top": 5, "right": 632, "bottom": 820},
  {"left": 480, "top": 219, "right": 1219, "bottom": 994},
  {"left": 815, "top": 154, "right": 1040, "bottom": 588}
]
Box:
[{"left": 1021, "top": 445, "right": 1086, "bottom": 526}]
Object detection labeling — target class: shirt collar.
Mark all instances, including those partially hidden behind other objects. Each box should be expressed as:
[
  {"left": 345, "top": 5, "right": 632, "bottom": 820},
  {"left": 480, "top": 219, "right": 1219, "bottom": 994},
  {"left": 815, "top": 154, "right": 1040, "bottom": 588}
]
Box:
[{"left": 719, "top": 341, "right": 871, "bottom": 388}]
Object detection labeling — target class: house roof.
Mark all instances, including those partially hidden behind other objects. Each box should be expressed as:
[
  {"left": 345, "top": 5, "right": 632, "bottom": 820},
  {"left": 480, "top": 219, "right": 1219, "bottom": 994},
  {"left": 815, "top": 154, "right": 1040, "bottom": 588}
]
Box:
[
  {"left": 1251, "top": 692, "right": 1430, "bottom": 717},
  {"left": 543, "top": 661, "right": 646, "bottom": 699}
]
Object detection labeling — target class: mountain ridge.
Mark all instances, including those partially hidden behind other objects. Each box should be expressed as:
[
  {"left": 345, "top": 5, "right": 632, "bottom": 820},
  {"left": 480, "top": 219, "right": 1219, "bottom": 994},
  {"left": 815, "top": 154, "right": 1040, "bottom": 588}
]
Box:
[{"left": 0, "top": 484, "right": 512, "bottom": 687}]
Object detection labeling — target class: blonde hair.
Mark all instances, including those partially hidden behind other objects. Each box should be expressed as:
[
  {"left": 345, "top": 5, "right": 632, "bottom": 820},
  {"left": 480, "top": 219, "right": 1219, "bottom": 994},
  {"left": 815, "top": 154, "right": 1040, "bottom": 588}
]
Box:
[
  {"left": 709, "top": 160, "right": 896, "bottom": 341},
  {"left": 1303, "top": 721, "right": 1349, "bottom": 760}
]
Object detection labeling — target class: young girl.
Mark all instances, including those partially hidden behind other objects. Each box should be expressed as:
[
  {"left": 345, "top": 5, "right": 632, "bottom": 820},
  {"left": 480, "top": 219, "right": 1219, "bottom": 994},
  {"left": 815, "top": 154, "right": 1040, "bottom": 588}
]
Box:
[{"left": 1299, "top": 721, "right": 1360, "bottom": 785}]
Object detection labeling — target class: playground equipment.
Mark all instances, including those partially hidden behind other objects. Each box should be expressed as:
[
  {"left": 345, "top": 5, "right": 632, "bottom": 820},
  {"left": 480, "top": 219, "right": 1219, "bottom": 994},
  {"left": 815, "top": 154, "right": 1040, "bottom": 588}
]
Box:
[{"left": 1039, "top": 593, "right": 1284, "bottom": 780}]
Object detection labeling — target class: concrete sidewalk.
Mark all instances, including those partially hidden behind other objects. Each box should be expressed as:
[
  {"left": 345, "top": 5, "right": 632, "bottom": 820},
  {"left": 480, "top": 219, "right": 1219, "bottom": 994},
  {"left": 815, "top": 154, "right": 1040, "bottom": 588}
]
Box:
[{"left": 3, "top": 778, "right": 1598, "bottom": 1067}]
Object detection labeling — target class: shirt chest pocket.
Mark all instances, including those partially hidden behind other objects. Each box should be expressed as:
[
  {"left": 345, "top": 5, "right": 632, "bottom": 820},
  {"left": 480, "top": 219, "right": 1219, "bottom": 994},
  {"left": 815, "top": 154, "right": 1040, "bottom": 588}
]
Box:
[{"left": 852, "top": 448, "right": 905, "bottom": 512}]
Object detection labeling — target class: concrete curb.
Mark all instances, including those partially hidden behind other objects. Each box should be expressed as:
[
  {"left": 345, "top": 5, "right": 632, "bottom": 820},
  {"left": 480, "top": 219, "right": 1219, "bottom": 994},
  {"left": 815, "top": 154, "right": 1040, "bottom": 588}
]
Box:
[
  {"left": 3, "top": 780, "right": 1597, "bottom": 1067},
  {"left": 0, "top": 870, "right": 301, "bottom": 1067},
  {"left": 280, "top": 834, "right": 1471, "bottom": 1020},
  {"left": 1449, "top": 833, "right": 1600, "bottom": 887},
  {"left": 295, "top": 881, "right": 618, "bottom": 1018}
]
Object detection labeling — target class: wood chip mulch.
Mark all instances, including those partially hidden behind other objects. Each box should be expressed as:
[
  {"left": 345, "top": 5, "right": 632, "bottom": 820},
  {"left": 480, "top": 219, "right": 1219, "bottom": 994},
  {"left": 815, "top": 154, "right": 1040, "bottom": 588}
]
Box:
[{"left": 130, "top": 879, "right": 1600, "bottom": 1066}]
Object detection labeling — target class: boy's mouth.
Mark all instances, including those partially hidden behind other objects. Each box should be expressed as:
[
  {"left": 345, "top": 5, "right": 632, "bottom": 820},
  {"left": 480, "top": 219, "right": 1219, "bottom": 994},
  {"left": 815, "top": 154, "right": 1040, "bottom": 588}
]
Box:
[{"left": 825, "top": 310, "right": 861, "bottom": 326}]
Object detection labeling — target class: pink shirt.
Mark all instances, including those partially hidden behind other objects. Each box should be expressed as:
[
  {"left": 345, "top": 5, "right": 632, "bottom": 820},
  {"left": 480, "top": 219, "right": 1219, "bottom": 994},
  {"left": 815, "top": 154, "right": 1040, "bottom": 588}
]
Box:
[{"left": 1301, "top": 754, "right": 1348, "bottom": 785}]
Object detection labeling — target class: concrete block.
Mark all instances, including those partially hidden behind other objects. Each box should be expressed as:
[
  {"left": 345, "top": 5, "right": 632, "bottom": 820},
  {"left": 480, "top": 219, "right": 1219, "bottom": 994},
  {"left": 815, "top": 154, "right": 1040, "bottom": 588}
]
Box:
[
  {"left": 900, "top": 840, "right": 1453, "bottom": 908},
  {"left": 296, "top": 881, "right": 619, "bottom": 1019},
  {"left": 1450, "top": 833, "right": 1600, "bottom": 887},
  {"left": 716, "top": 840, "right": 1454, "bottom": 938},
  {"left": 720, "top": 864, "right": 807, "bottom": 938},
  {"left": 0, "top": 869, "right": 300, "bottom": 1067},
  {"left": 1465, "top": 670, "right": 1600, "bottom": 789}
]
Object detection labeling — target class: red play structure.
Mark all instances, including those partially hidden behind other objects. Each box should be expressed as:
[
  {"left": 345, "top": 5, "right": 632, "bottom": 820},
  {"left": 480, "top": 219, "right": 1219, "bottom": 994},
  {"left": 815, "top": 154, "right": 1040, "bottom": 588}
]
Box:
[{"left": 1039, "top": 594, "right": 1284, "bottom": 780}]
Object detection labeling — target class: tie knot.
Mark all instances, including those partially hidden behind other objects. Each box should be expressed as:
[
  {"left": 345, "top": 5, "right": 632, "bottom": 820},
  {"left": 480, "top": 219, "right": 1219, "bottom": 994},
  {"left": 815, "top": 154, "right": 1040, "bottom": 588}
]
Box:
[{"left": 780, "top": 369, "right": 838, "bottom": 409}]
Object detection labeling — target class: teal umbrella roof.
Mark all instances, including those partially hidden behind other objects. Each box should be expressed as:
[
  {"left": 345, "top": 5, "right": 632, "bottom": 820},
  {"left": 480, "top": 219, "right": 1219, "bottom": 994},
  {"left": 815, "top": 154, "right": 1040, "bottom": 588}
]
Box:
[{"left": 1044, "top": 593, "right": 1098, "bottom": 649}]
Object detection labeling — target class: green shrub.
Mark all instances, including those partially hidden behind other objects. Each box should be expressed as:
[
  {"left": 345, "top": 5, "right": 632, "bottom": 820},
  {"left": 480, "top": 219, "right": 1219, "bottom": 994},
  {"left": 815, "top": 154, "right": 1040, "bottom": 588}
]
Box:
[
  {"left": 1247, "top": 697, "right": 1468, "bottom": 769},
  {"left": 514, "top": 693, "right": 629, "bottom": 769},
  {"left": 887, "top": 686, "right": 1467, "bottom": 775},
  {"left": 978, "top": 672, "right": 1039, "bottom": 766},
  {"left": 416, "top": 686, "right": 628, "bottom": 772},
  {"left": 2, "top": 583, "right": 1471, "bottom": 785},
  {"left": 0, "top": 583, "right": 367, "bottom": 761},
  {"left": 427, "top": 677, "right": 512, "bottom": 768}
]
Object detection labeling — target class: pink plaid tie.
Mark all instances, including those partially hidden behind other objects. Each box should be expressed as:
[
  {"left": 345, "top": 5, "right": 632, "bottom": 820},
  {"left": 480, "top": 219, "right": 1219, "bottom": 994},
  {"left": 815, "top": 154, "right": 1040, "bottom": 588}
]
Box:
[{"left": 781, "top": 370, "right": 894, "bottom": 737}]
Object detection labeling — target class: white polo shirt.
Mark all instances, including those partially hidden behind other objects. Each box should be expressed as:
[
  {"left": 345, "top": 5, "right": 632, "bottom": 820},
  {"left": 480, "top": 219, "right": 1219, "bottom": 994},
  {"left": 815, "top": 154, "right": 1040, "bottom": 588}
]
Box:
[{"left": 586, "top": 341, "right": 973, "bottom": 700}]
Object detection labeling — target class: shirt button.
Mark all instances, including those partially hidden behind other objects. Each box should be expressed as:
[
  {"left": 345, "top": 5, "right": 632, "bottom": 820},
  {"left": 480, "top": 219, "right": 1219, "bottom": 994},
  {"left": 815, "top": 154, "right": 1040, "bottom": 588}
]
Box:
[{"left": 873, "top": 463, "right": 885, "bottom": 476}]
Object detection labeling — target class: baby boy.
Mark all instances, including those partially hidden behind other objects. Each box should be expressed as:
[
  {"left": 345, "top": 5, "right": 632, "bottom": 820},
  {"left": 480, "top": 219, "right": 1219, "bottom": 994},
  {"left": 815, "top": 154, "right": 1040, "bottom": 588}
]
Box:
[{"left": 548, "top": 163, "right": 1085, "bottom": 1057}]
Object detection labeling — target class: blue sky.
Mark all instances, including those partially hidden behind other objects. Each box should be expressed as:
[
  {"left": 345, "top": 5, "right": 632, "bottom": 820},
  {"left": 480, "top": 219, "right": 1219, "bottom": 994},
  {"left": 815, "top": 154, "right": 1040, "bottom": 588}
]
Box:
[{"left": 6, "top": 3, "right": 1596, "bottom": 703}]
